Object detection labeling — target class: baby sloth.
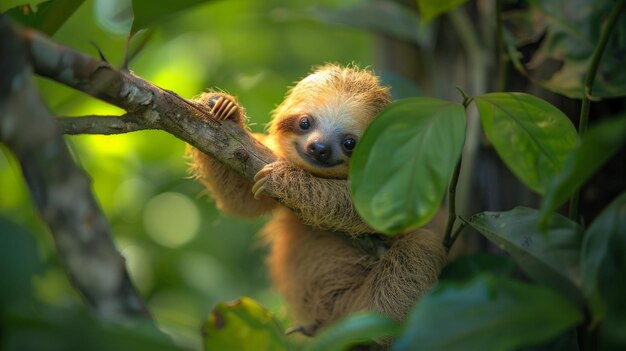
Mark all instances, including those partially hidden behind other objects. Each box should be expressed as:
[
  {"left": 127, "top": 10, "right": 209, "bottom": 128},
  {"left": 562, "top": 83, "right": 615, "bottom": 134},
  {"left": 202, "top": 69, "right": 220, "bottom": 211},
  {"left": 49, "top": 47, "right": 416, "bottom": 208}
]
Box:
[{"left": 189, "top": 64, "right": 446, "bottom": 335}]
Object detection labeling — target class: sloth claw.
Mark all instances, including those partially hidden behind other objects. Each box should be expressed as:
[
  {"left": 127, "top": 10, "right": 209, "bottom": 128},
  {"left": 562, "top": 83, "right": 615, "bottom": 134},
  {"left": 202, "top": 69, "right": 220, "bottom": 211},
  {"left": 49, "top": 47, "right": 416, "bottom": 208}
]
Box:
[
  {"left": 252, "top": 163, "right": 275, "bottom": 199},
  {"left": 210, "top": 96, "right": 238, "bottom": 121}
]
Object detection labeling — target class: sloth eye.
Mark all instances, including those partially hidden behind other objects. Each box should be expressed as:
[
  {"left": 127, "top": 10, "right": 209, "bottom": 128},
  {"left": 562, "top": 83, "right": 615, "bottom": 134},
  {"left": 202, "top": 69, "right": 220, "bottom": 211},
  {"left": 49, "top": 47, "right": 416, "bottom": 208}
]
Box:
[
  {"left": 343, "top": 137, "right": 356, "bottom": 152},
  {"left": 298, "top": 117, "right": 311, "bottom": 130}
]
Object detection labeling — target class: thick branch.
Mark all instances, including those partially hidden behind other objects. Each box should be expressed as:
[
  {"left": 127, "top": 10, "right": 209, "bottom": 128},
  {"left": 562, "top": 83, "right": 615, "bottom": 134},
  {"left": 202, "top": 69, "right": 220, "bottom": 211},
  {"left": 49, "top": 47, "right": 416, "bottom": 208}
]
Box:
[
  {"left": 0, "top": 17, "right": 149, "bottom": 321},
  {"left": 21, "top": 26, "right": 276, "bottom": 182},
  {"left": 59, "top": 114, "right": 149, "bottom": 135}
]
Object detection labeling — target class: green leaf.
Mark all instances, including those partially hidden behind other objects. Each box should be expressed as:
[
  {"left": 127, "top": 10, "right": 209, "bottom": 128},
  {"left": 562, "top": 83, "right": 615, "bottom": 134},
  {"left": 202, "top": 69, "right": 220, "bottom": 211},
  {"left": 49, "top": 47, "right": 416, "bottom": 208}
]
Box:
[
  {"left": 131, "top": 0, "right": 213, "bottom": 34},
  {"left": 440, "top": 253, "right": 515, "bottom": 281},
  {"left": 202, "top": 297, "right": 288, "bottom": 351},
  {"left": 313, "top": 1, "right": 426, "bottom": 45},
  {"left": 465, "top": 207, "right": 585, "bottom": 305},
  {"left": 392, "top": 275, "right": 582, "bottom": 351},
  {"left": 0, "top": 217, "right": 43, "bottom": 307},
  {"left": 305, "top": 312, "right": 399, "bottom": 351},
  {"left": 350, "top": 98, "right": 466, "bottom": 234},
  {"left": 581, "top": 192, "right": 626, "bottom": 347},
  {"left": 505, "top": 0, "right": 626, "bottom": 98},
  {"left": 416, "top": 0, "right": 469, "bottom": 23},
  {"left": 541, "top": 115, "right": 626, "bottom": 223},
  {"left": 5, "top": 0, "right": 84, "bottom": 36},
  {"left": 474, "top": 93, "right": 578, "bottom": 194}
]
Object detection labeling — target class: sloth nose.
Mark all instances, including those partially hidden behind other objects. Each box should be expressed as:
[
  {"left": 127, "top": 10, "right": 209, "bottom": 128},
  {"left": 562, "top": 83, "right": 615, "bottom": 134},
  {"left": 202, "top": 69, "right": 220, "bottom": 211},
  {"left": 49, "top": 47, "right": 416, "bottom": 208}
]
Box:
[{"left": 307, "top": 141, "right": 332, "bottom": 162}]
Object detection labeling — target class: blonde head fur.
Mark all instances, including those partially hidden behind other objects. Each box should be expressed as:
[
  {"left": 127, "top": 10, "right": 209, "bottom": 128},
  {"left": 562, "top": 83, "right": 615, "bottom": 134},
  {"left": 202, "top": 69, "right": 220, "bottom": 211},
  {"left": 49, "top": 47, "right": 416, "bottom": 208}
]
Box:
[{"left": 268, "top": 64, "right": 391, "bottom": 179}]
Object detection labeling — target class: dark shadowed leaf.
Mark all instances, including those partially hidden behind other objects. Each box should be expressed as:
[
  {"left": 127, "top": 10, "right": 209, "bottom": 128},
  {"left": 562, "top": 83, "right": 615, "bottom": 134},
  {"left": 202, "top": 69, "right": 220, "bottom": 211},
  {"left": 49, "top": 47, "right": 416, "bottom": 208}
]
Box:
[
  {"left": 540, "top": 115, "right": 626, "bottom": 223},
  {"left": 350, "top": 98, "right": 466, "bottom": 234},
  {"left": 440, "top": 253, "right": 515, "bottom": 281},
  {"left": 202, "top": 297, "right": 288, "bottom": 351},
  {"left": 474, "top": 93, "right": 578, "bottom": 194},
  {"left": 465, "top": 207, "right": 585, "bottom": 305},
  {"left": 416, "top": 0, "right": 469, "bottom": 23},
  {"left": 0, "top": 217, "right": 43, "bottom": 307},
  {"left": 581, "top": 192, "right": 626, "bottom": 347},
  {"left": 392, "top": 275, "right": 582, "bottom": 351},
  {"left": 131, "top": 0, "right": 213, "bottom": 34},
  {"left": 313, "top": 1, "right": 425, "bottom": 45},
  {"left": 305, "top": 313, "right": 399, "bottom": 351},
  {"left": 505, "top": 0, "right": 626, "bottom": 98},
  {"left": 5, "top": 0, "right": 84, "bottom": 36}
]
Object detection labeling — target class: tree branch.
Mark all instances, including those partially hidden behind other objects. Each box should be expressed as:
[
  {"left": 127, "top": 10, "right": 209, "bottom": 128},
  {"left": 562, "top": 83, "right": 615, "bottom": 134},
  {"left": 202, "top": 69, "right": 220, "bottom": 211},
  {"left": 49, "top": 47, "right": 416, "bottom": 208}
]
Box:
[
  {"left": 59, "top": 114, "right": 150, "bottom": 135},
  {"left": 0, "top": 17, "right": 149, "bottom": 321},
  {"left": 21, "top": 25, "right": 277, "bottom": 182}
]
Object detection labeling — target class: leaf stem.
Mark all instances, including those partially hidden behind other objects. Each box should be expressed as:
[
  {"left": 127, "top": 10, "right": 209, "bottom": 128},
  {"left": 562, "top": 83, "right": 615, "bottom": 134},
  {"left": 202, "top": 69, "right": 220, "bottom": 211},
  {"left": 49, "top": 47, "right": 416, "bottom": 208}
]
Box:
[
  {"left": 495, "top": 0, "right": 507, "bottom": 92},
  {"left": 443, "top": 157, "right": 463, "bottom": 250},
  {"left": 568, "top": 0, "right": 625, "bottom": 222}
]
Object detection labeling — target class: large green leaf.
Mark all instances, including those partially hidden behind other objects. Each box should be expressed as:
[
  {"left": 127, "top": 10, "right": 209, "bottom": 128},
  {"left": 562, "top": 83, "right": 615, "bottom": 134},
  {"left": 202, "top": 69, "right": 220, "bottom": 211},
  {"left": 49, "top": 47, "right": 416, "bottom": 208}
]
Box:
[
  {"left": 350, "top": 98, "right": 466, "bottom": 234},
  {"left": 313, "top": 1, "right": 425, "bottom": 45},
  {"left": 474, "top": 93, "right": 578, "bottom": 194},
  {"left": 305, "top": 312, "right": 399, "bottom": 351},
  {"left": 131, "top": 0, "right": 213, "bottom": 34},
  {"left": 416, "top": 0, "right": 469, "bottom": 23},
  {"left": 202, "top": 297, "right": 288, "bottom": 351},
  {"left": 465, "top": 207, "right": 584, "bottom": 305},
  {"left": 581, "top": 192, "right": 626, "bottom": 347},
  {"left": 540, "top": 115, "right": 626, "bottom": 223},
  {"left": 505, "top": 0, "right": 626, "bottom": 98},
  {"left": 392, "top": 275, "right": 582, "bottom": 351},
  {"left": 5, "top": 0, "right": 84, "bottom": 36}
]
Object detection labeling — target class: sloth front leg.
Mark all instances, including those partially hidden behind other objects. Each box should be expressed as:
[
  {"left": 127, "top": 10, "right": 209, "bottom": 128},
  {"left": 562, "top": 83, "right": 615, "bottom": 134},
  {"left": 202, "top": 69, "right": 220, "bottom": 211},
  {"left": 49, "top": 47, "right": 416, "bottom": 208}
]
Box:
[
  {"left": 189, "top": 92, "right": 276, "bottom": 217},
  {"left": 252, "top": 160, "right": 375, "bottom": 234}
]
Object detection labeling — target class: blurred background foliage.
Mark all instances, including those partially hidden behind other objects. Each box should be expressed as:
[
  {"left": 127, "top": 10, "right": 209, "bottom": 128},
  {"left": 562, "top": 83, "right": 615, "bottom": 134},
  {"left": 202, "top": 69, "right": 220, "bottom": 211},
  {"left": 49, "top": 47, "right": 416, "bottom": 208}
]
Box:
[
  {"left": 2, "top": 0, "right": 625, "bottom": 349},
  {"left": 0, "top": 0, "right": 382, "bottom": 348}
]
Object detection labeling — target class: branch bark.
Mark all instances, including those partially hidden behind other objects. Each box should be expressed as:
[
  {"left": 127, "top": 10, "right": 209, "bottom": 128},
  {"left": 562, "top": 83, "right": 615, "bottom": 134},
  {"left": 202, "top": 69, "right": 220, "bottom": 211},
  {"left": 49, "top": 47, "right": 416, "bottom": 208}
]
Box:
[
  {"left": 21, "top": 25, "right": 277, "bottom": 182},
  {"left": 0, "top": 17, "right": 149, "bottom": 321}
]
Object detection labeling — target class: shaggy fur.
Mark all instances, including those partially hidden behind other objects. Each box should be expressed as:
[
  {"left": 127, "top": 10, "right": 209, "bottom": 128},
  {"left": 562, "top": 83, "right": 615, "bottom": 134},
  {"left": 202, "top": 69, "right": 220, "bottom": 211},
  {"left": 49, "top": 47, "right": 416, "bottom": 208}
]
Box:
[{"left": 189, "top": 64, "right": 446, "bottom": 333}]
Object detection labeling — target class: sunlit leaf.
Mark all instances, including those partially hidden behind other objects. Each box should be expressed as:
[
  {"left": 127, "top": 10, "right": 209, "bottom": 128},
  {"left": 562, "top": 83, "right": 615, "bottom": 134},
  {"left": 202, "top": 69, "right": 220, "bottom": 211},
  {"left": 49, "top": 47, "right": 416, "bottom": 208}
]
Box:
[
  {"left": 313, "top": 1, "right": 426, "bottom": 45},
  {"left": 465, "top": 207, "right": 585, "bottom": 305},
  {"left": 350, "top": 98, "right": 466, "bottom": 234},
  {"left": 416, "top": 0, "right": 469, "bottom": 23},
  {"left": 202, "top": 297, "right": 288, "bottom": 351},
  {"left": 5, "top": 0, "right": 85, "bottom": 36},
  {"left": 581, "top": 192, "right": 626, "bottom": 347},
  {"left": 540, "top": 115, "right": 626, "bottom": 223},
  {"left": 131, "top": 0, "right": 213, "bottom": 34},
  {"left": 474, "top": 93, "right": 578, "bottom": 194},
  {"left": 305, "top": 312, "right": 399, "bottom": 351},
  {"left": 392, "top": 275, "right": 582, "bottom": 351}
]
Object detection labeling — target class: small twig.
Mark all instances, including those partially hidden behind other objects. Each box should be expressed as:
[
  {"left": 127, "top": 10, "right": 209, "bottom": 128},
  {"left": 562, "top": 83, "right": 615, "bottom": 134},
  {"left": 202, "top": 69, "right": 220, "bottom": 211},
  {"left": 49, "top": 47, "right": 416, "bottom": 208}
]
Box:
[
  {"left": 449, "top": 220, "right": 468, "bottom": 248},
  {"left": 568, "top": 0, "right": 624, "bottom": 223},
  {"left": 58, "top": 114, "right": 150, "bottom": 135}
]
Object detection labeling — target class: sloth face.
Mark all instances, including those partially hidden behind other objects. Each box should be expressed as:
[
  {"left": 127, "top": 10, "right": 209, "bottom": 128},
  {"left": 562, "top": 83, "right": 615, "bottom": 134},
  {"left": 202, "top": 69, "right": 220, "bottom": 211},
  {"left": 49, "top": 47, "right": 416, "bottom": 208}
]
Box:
[
  {"left": 273, "top": 112, "right": 361, "bottom": 178},
  {"left": 269, "top": 64, "right": 391, "bottom": 179}
]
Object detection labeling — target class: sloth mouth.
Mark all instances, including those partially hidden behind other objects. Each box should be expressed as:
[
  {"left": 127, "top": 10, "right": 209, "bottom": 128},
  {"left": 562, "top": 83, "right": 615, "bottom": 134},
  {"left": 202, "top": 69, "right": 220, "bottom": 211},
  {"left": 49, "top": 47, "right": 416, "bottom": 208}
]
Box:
[{"left": 295, "top": 143, "right": 343, "bottom": 168}]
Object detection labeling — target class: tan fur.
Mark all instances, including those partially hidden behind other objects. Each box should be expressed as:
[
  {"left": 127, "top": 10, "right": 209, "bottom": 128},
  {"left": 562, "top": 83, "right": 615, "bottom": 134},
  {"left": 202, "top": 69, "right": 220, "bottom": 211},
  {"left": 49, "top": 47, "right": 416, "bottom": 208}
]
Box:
[{"left": 188, "top": 65, "right": 446, "bottom": 333}]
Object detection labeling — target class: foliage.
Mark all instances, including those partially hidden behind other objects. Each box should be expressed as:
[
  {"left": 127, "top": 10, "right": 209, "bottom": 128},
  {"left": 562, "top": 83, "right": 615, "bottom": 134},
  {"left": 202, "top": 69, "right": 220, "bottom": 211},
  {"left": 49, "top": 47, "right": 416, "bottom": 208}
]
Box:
[
  {"left": 350, "top": 98, "right": 466, "bottom": 234},
  {"left": 2, "top": 0, "right": 626, "bottom": 350}
]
